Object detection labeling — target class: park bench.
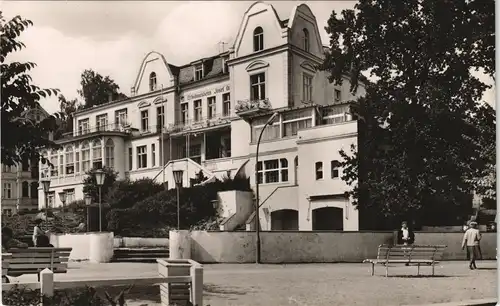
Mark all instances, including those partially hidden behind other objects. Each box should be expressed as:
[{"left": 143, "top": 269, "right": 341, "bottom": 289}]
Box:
[
  {"left": 363, "top": 244, "right": 446, "bottom": 277},
  {"left": 4, "top": 247, "right": 72, "bottom": 281}
]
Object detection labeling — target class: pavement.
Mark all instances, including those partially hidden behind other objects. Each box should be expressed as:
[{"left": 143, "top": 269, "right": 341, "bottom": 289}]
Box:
[{"left": 7, "top": 260, "right": 498, "bottom": 306}]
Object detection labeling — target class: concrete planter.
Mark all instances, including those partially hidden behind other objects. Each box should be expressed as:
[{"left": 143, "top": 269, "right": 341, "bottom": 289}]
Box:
[
  {"left": 89, "top": 232, "right": 114, "bottom": 263},
  {"left": 169, "top": 230, "right": 191, "bottom": 259}
]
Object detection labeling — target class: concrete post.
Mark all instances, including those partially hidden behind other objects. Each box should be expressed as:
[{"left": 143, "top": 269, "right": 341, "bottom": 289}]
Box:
[
  {"left": 169, "top": 230, "right": 191, "bottom": 259},
  {"left": 89, "top": 232, "right": 114, "bottom": 263},
  {"left": 40, "top": 268, "right": 54, "bottom": 300},
  {"left": 190, "top": 264, "right": 204, "bottom": 306}
]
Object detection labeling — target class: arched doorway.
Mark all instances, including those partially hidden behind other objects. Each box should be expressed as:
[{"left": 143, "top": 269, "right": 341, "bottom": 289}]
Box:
[
  {"left": 271, "top": 209, "right": 299, "bottom": 230},
  {"left": 312, "top": 207, "right": 343, "bottom": 230}
]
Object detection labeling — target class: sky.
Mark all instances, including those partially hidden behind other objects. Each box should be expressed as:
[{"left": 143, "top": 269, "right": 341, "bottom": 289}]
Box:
[{"left": 2, "top": 0, "right": 495, "bottom": 114}]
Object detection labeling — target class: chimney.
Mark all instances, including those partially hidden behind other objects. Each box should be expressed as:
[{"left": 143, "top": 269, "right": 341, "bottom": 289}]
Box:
[
  {"left": 131, "top": 87, "right": 136, "bottom": 96},
  {"left": 108, "top": 93, "right": 113, "bottom": 102}
]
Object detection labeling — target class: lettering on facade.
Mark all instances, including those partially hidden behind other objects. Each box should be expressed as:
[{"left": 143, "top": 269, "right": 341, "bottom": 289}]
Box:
[{"left": 182, "top": 85, "right": 230, "bottom": 101}]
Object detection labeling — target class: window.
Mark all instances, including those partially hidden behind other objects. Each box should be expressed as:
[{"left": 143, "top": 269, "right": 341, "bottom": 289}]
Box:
[
  {"left": 251, "top": 116, "right": 280, "bottom": 142},
  {"left": 283, "top": 109, "right": 313, "bottom": 137},
  {"left": 181, "top": 103, "right": 189, "bottom": 124},
  {"left": 30, "top": 182, "right": 38, "bottom": 199},
  {"left": 78, "top": 119, "right": 90, "bottom": 135},
  {"left": 81, "top": 142, "right": 90, "bottom": 172},
  {"left": 250, "top": 73, "right": 266, "bottom": 100},
  {"left": 207, "top": 96, "right": 216, "bottom": 119},
  {"left": 3, "top": 183, "right": 12, "bottom": 198},
  {"left": 105, "top": 139, "right": 114, "bottom": 168},
  {"left": 303, "top": 28, "right": 310, "bottom": 52},
  {"left": 128, "top": 148, "right": 133, "bottom": 170},
  {"left": 151, "top": 143, "right": 156, "bottom": 167},
  {"left": 334, "top": 89, "right": 341, "bottom": 103},
  {"left": 222, "top": 93, "right": 231, "bottom": 117},
  {"left": 137, "top": 146, "right": 147, "bottom": 169},
  {"left": 75, "top": 151, "right": 80, "bottom": 173},
  {"left": 92, "top": 139, "right": 102, "bottom": 169},
  {"left": 195, "top": 64, "right": 203, "bottom": 81},
  {"left": 47, "top": 192, "right": 55, "bottom": 208},
  {"left": 21, "top": 157, "right": 29, "bottom": 171},
  {"left": 115, "top": 109, "right": 128, "bottom": 128},
  {"left": 253, "top": 27, "right": 264, "bottom": 52},
  {"left": 96, "top": 114, "right": 108, "bottom": 131},
  {"left": 65, "top": 146, "right": 74, "bottom": 175},
  {"left": 22, "top": 181, "right": 29, "bottom": 197},
  {"left": 331, "top": 160, "right": 340, "bottom": 179},
  {"left": 315, "top": 162, "right": 323, "bottom": 180},
  {"left": 3, "top": 209, "right": 12, "bottom": 216},
  {"left": 194, "top": 100, "right": 202, "bottom": 122},
  {"left": 65, "top": 189, "right": 75, "bottom": 203},
  {"left": 59, "top": 155, "right": 64, "bottom": 176},
  {"left": 141, "top": 110, "right": 149, "bottom": 132},
  {"left": 322, "top": 105, "right": 350, "bottom": 125},
  {"left": 149, "top": 72, "right": 157, "bottom": 91},
  {"left": 50, "top": 154, "right": 58, "bottom": 177},
  {"left": 156, "top": 106, "right": 165, "bottom": 130},
  {"left": 256, "top": 158, "right": 288, "bottom": 184},
  {"left": 302, "top": 74, "right": 313, "bottom": 102}
]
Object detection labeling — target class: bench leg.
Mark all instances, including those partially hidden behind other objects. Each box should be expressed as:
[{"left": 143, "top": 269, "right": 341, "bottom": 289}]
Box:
[
  {"left": 417, "top": 264, "right": 420, "bottom": 276},
  {"left": 385, "top": 264, "right": 389, "bottom": 277},
  {"left": 432, "top": 263, "right": 435, "bottom": 276},
  {"left": 371, "top": 263, "right": 374, "bottom": 276}
]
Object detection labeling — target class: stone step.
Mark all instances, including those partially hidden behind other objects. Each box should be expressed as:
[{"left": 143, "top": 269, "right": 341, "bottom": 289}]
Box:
[
  {"left": 110, "top": 257, "right": 168, "bottom": 263},
  {"left": 112, "top": 247, "right": 169, "bottom": 263}
]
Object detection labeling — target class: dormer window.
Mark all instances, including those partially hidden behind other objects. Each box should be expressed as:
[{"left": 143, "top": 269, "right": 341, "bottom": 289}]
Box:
[
  {"left": 253, "top": 27, "right": 264, "bottom": 52},
  {"left": 303, "top": 28, "right": 310, "bottom": 52},
  {"left": 195, "top": 64, "right": 203, "bottom": 81},
  {"left": 149, "top": 72, "right": 157, "bottom": 91},
  {"left": 222, "top": 57, "right": 229, "bottom": 73}
]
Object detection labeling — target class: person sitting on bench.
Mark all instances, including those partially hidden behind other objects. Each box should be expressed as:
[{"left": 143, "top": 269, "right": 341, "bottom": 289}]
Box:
[{"left": 32, "top": 219, "right": 53, "bottom": 247}]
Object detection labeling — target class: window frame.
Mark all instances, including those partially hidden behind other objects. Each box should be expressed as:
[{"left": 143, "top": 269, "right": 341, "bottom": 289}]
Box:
[
  {"left": 105, "top": 139, "right": 115, "bottom": 168},
  {"left": 282, "top": 109, "right": 313, "bottom": 137},
  {"left": 181, "top": 102, "right": 189, "bottom": 124},
  {"left": 194, "top": 64, "right": 203, "bottom": 81},
  {"left": 137, "top": 145, "right": 148, "bottom": 169},
  {"left": 302, "top": 73, "right": 313, "bottom": 103},
  {"left": 222, "top": 93, "right": 231, "bottom": 117},
  {"left": 250, "top": 72, "right": 266, "bottom": 101},
  {"left": 207, "top": 96, "right": 216, "bottom": 119},
  {"left": 193, "top": 99, "right": 202, "bottom": 122},
  {"left": 96, "top": 114, "right": 108, "bottom": 131},
  {"left": 303, "top": 28, "right": 310, "bottom": 52},
  {"left": 78, "top": 119, "right": 90, "bottom": 135},
  {"left": 315, "top": 161, "right": 323, "bottom": 180},
  {"left": 253, "top": 27, "right": 264, "bottom": 52},
  {"left": 331, "top": 160, "right": 340, "bottom": 179},
  {"left": 149, "top": 72, "right": 157, "bottom": 91},
  {"left": 256, "top": 158, "right": 288, "bottom": 184},
  {"left": 140, "top": 109, "right": 149, "bottom": 132},
  {"left": 3, "top": 183, "right": 12, "bottom": 199},
  {"left": 151, "top": 143, "right": 156, "bottom": 167}
]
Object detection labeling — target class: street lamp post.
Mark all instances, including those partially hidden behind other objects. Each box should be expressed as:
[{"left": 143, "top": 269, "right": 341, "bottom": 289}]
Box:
[
  {"left": 172, "top": 170, "right": 184, "bottom": 230},
  {"left": 40, "top": 179, "right": 51, "bottom": 211},
  {"left": 84, "top": 194, "right": 92, "bottom": 232},
  {"left": 94, "top": 169, "right": 106, "bottom": 232},
  {"left": 254, "top": 112, "right": 278, "bottom": 264}
]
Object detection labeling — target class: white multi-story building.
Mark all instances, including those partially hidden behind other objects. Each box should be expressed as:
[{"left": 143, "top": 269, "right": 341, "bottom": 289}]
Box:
[
  {"left": 2, "top": 103, "right": 49, "bottom": 215},
  {"left": 38, "top": 2, "right": 366, "bottom": 231}
]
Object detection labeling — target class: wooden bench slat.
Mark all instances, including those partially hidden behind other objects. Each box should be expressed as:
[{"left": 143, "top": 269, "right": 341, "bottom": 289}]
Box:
[
  {"left": 9, "top": 248, "right": 72, "bottom": 253},
  {"left": 10, "top": 253, "right": 71, "bottom": 258},
  {"left": 9, "top": 263, "right": 68, "bottom": 269},
  {"left": 8, "top": 258, "right": 69, "bottom": 264}
]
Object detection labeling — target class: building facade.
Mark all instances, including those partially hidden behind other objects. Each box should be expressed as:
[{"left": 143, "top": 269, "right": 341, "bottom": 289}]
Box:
[
  {"left": 38, "top": 2, "right": 366, "bottom": 231},
  {"left": 2, "top": 104, "right": 48, "bottom": 215}
]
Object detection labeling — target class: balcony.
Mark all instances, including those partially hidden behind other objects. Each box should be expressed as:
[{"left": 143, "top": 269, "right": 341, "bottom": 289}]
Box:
[
  {"left": 165, "top": 114, "right": 232, "bottom": 135},
  {"left": 235, "top": 98, "right": 271, "bottom": 117},
  {"left": 57, "top": 122, "right": 132, "bottom": 141}
]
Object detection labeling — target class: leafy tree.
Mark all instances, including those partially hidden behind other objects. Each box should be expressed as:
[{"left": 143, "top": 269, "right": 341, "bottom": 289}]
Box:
[
  {"left": 54, "top": 95, "right": 83, "bottom": 138},
  {"left": 82, "top": 167, "right": 118, "bottom": 204},
  {"left": 1, "top": 13, "right": 61, "bottom": 166},
  {"left": 320, "top": 0, "right": 495, "bottom": 229},
  {"left": 105, "top": 178, "right": 163, "bottom": 210},
  {"left": 78, "top": 69, "right": 128, "bottom": 109}
]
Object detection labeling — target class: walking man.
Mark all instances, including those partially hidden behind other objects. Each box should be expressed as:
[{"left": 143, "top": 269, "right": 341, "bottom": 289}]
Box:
[{"left": 462, "top": 221, "right": 481, "bottom": 270}]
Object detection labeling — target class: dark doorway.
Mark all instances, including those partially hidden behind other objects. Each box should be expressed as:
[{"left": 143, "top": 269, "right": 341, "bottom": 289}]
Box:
[
  {"left": 271, "top": 209, "right": 299, "bottom": 230},
  {"left": 312, "top": 206, "right": 343, "bottom": 230}
]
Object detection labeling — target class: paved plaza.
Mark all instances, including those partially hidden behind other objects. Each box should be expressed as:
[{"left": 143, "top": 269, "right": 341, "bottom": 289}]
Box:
[{"left": 9, "top": 261, "right": 497, "bottom": 306}]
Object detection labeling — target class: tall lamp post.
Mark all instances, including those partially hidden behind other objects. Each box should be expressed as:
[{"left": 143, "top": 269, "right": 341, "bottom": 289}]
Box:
[
  {"left": 94, "top": 169, "right": 106, "bottom": 232},
  {"left": 40, "top": 179, "right": 51, "bottom": 211},
  {"left": 172, "top": 170, "right": 184, "bottom": 230},
  {"left": 84, "top": 194, "right": 92, "bottom": 232},
  {"left": 254, "top": 112, "right": 278, "bottom": 264}
]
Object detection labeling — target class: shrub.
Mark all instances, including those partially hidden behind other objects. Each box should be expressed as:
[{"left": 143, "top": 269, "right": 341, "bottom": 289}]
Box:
[
  {"left": 2, "top": 286, "right": 106, "bottom": 306},
  {"left": 105, "top": 178, "right": 163, "bottom": 210},
  {"left": 83, "top": 167, "right": 118, "bottom": 204}
]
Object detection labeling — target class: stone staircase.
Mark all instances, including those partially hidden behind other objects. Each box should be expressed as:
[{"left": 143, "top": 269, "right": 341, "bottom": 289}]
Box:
[{"left": 111, "top": 247, "right": 169, "bottom": 263}]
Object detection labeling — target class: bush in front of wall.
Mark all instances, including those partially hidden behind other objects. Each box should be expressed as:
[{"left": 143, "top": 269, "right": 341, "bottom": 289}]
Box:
[{"left": 2, "top": 286, "right": 106, "bottom": 306}]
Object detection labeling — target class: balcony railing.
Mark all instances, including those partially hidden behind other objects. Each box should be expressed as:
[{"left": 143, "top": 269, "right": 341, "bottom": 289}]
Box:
[
  {"left": 235, "top": 98, "right": 271, "bottom": 116},
  {"left": 60, "top": 122, "right": 132, "bottom": 139},
  {"left": 165, "top": 114, "right": 232, "bottom": 134}
]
